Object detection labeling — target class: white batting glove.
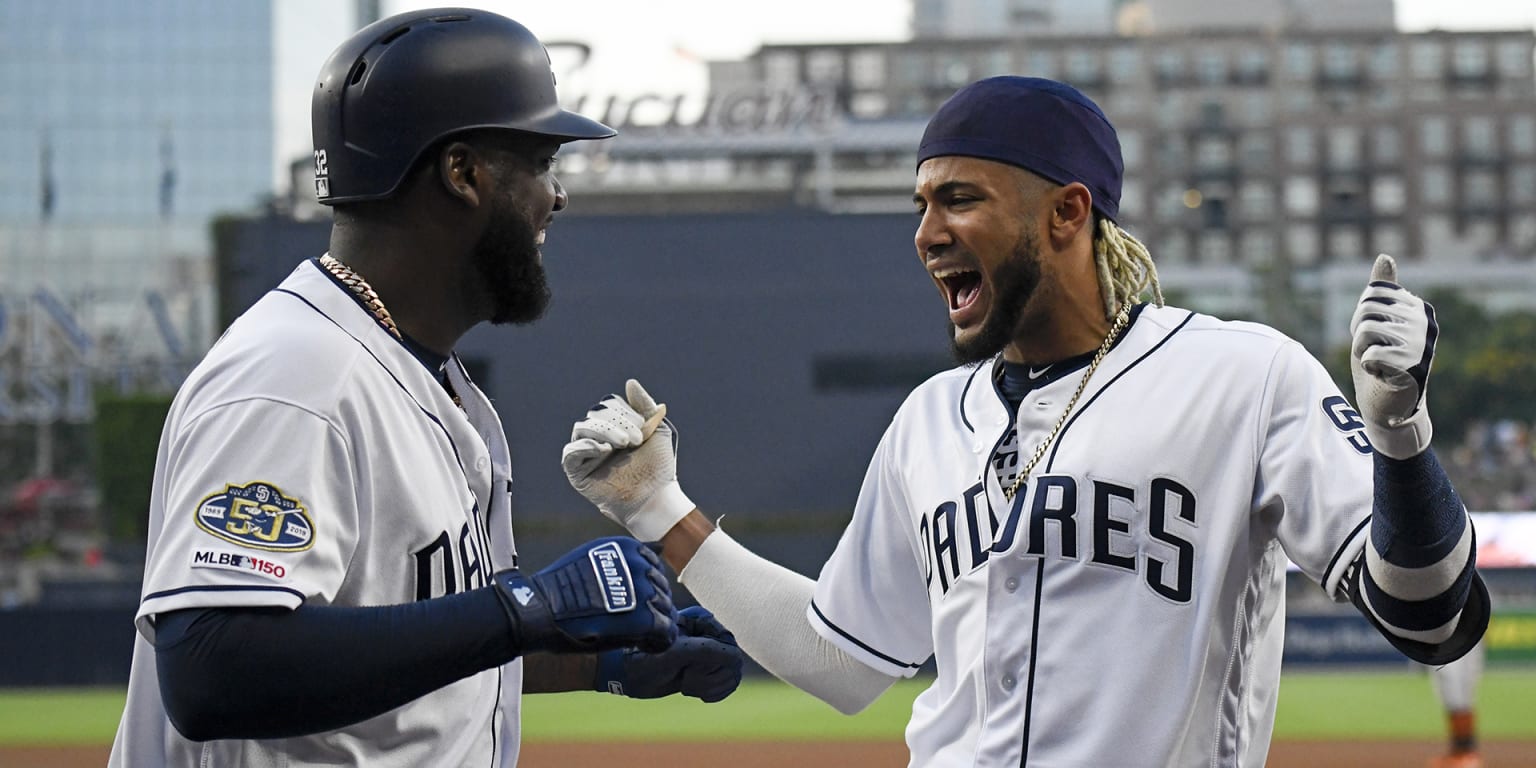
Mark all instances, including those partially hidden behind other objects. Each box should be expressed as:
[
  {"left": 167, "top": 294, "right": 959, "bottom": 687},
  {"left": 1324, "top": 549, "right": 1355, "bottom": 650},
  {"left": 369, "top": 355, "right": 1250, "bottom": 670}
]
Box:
[
  {"left": 562, "top": 380, "right": 696, "bottom": 542},
  {"left": 1349, "top": 254, "right": 1437, "bottom": 460}
]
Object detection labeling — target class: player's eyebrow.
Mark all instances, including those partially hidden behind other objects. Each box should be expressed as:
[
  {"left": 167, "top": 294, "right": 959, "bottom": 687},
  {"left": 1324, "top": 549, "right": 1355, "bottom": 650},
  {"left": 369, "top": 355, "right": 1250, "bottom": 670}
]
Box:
[{"left": 912, "top": 180, "right": 978, "bottom": 207}]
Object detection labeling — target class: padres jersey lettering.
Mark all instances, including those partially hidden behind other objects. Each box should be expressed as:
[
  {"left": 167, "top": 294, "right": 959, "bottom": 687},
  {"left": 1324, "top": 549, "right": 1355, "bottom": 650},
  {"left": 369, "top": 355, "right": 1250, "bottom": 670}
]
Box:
[
  {"left": 810, "top": 305, "right": 1375, "bottom": 767},
  {"left": 110, "top": 261, "right": 524, "bottom": 768}
]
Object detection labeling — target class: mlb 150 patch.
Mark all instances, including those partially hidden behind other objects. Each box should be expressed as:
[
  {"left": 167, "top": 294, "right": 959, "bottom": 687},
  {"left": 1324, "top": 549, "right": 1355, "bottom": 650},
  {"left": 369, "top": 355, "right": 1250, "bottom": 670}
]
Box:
[{"left": 195, "top": 481, "right": 315, "bottom": 552}]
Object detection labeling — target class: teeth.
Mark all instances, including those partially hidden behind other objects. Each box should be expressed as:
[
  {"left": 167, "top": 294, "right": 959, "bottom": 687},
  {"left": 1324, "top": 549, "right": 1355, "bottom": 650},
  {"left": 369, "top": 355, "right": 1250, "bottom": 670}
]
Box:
[
  {"left": 933, "top": 267, "right": 974, "bottom": 279},
  {"left": 536, "top": 230, "right": 546, "bottom": 245}
]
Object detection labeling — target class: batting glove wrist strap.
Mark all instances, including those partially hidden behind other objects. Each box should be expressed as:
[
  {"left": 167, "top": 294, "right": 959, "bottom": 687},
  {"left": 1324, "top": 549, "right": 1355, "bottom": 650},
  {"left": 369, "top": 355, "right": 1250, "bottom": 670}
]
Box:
[
  {"left": 631, "top": 481, "right": 696, "bottom": 542},
  {"left": 491, "top": 537, "right": 678, "bottom": 656},
  {"left": 1349, "top": 254, "right": 1437, "bottom": 460}
]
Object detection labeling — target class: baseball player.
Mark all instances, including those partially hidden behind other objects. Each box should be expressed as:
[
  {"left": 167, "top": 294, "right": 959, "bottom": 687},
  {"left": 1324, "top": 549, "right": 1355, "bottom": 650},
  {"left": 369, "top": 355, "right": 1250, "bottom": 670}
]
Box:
[
  {"left": 561, "top": 76, "right": 1489, "bottom": 766},
  {"left": 1427, "top": 637, "right": 1486, "bottom": 768},
  {"left": 108, "top": 9, "right": 742, "bottom": 767}
]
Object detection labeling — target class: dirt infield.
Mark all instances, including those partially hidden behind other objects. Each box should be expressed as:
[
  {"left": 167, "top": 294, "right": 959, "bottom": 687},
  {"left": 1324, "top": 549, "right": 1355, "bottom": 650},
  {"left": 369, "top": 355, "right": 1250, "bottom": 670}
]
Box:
[{"left": 9, "top": 740, "right": 1536, "bottom": 767}]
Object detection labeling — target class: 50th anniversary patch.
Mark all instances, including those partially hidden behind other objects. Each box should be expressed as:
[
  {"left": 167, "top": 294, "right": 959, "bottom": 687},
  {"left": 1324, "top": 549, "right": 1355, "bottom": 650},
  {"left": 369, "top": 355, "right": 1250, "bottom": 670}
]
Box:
[{"left": 195, "top": 481, "right": 315, "bottom": 552}]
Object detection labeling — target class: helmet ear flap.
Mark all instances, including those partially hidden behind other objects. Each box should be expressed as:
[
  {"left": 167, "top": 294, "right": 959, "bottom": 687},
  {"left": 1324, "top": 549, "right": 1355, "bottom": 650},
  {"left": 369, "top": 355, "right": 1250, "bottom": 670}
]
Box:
[{"left": 311, "top": 8, "right": 613, "bottom": 206}]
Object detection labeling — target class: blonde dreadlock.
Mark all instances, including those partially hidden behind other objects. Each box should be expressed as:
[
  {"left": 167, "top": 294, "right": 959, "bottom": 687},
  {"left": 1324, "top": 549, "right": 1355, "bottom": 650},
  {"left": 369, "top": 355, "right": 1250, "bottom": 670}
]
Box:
[{"left": 1093, "top": 218, "right": 1164, "bottom": 320}]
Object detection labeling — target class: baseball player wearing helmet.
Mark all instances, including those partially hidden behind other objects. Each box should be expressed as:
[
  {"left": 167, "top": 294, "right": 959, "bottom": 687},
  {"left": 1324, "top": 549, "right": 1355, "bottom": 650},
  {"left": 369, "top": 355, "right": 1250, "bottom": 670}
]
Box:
[
  {"left": 562, "top": 77, "right": 1488, "bottom": 767},
  {"left": 108, "top": 9, "right": 742, "bottom": 768}
]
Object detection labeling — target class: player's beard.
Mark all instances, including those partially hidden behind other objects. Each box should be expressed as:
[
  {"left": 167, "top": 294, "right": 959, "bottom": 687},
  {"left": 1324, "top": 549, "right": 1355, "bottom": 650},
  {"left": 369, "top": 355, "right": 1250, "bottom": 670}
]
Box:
[
  {"left": 475, "top": 196, "right": 551, "bottom": 326},
  {"left": 949, "top": 230, "right": 1043, "bottom": 365}
]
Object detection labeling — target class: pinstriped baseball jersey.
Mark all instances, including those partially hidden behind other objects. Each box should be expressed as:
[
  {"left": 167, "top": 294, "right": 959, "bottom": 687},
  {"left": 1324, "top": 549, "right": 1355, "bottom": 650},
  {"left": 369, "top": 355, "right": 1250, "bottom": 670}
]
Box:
[
  {"left": 109, "top": 260, "right": 524, "bottom": 768},
  {"left": 809, "top": 304, "right": 1376, "bottom": 767}
]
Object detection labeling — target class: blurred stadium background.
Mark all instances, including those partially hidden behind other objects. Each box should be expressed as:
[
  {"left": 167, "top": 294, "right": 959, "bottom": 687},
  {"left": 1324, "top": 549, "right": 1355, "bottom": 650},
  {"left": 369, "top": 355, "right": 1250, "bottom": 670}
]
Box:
[{"left": 1, "top": 0, "right": 1533, "bottom": 761}]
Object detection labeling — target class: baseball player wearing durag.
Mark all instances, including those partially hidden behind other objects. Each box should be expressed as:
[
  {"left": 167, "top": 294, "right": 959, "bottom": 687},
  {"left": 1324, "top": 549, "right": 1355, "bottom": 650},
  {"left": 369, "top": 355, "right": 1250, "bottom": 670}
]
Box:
[
  {"left": 562, "top": 76, "right": 1488, "bottom": 767},
  {"left": 109, "top": 9, "right": 742, "bottom": 768}
]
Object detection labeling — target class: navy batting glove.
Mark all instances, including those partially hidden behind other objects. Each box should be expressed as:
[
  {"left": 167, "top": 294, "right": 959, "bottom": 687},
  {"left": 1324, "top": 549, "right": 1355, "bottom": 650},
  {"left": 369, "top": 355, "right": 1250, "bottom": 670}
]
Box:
[
  {"left": 594, "top": 606, "right": 745, "bottom": 703},
  {"left": 492, "top": 537, "right": 677, "bottom": 656}
]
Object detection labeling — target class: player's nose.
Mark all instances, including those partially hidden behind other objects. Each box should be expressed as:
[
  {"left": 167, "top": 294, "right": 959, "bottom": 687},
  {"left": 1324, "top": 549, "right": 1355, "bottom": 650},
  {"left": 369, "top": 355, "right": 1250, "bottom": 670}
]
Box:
[{"left": 914, "top": 209, "right": 952, "bottom": 260}]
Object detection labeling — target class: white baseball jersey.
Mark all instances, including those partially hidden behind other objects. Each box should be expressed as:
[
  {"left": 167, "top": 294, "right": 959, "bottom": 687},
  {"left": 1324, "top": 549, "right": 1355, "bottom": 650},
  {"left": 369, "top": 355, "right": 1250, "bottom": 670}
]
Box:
[
  {"left": 110, "top": 259, "right": 524, "bottom": 768},
  {"left": 810, "top": 304, "right": 1376, "bottom": 767}
]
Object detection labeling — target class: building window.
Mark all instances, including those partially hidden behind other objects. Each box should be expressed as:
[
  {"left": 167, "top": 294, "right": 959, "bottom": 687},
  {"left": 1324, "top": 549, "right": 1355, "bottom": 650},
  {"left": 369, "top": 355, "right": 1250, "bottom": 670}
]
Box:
[
  {"left": 1510, "top": 115, "right": 1536, "bottom": 155},
  {"left": 1420, "top": 116, "right": 1450, "bottom": 158},
  {"left": 1241, "top": 229, "right": 1276, "bottom": 266},
  {"left": 1464, "top": 115, "right": 1498, "bottom": 159},
  {"left": 850, "top": 92, "right": 888, "bottom": 119},
  {"left": 1156, "top": 183, "right": 1186, "bottom": 221},
  {"left": 1452, "top": 40, "right": 1490, "bottom": 79},
  {"left": 1239, "top": 181, "right": 1273, "bottom": 219},
  {"left": 806, "top": 50, "right": 844, "bottom": 84},
  {"left": 1410, "top": 40, "right": 1444, "bottom": 79},
  {"left": 1241, "top": 93, "right": 1271, "bottom": 124},
  {"left": 1322, "top": 44, "right": 1357, "bottom": 80},
  {"left": 1066, "top": 50, "right": 1102, "bottom": 84},
  {"left": 1198, "top": 233, "right": 1229, "bottom": 261},
  {"left": 850, "top": 50, "right": 887, "bottom": 89},
  {"left": 1326, "top": 127, "right": 1362, "bottom": 169},
  {"left": 1287, "top": 225, "right": 1319, "bottom": 264},
  {"left": 1239, "top": 133, "right": 1273, "bottom": 167},
  {"left": 1235, "top": 48, "right": 1269, "bottom": 83},
  {"left": 939, "top": 54, "right": 971, "bottom": 86},
  {"left": 1120, "top": 178, "right": 1144, "bottom": 218},
  {"left": 1374, "top": 224, "right": 1406, "bottom": 258},
  {"left": 1197, "top": 48, "right": 1226, "bottom": 85},
  {"left": 1372, "top": 175, "right": 1406, "bottom": 213},
  {"left": 1369, "top": 43, "right": 1400, "bottom": 79},
  {"left": 1025, "top": 50, "right": 1056, "bottom": 79},
  {"left": 1109, "top": 47, "right": 1141, "bottom": 85},
  {"left": 1497, "top": 40, "right": 1532, "bottom": 77},
  {"left": 1195, "top": 137, "right": 1232, "bottom": 170},
  {"left": 763, "top": 52, "right": 800, "bottom": 87},
  {"left": 1511, "top": 165, "right": 1536, "bottom": 204},
  {"left": 1159, "top": 231, "right": 1190, "bottom": 263},
  {"left": 1284, "top": 176, "right": 1318, "bottom": 215},
  {"left": 1373, "top": 125, "right": 1402, "bottom": 164},
  {"left": 1513, "top": 214, "right": 1536, "bottom": 248},
  {"left": 1329, "top": 227, "right": 1365, "bottom": 261},
  {"left": 1284, "top": 44, "right": 1313, "bottom": 80},
  {"left": 1465, "top": 170, "right": 1500, "bottom": 206},
  {"left": 1420, "top": 165, "right": 1452, "bottom": 205},
  {"left": 1120, "top": 129, "right": 1143, "bottom": 170},
  {"left": 1155, "top": 49, "right": 1185, "bottom": 84},
  {"left": 1285, "top": 127, "right": 1316, "bottom": 165}
]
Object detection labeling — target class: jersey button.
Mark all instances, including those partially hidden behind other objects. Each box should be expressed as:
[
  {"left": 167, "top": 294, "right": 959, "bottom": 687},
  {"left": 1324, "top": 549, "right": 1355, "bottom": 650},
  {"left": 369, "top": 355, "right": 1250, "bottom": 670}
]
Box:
[
  {"left": 476, "top": 456, "right": 489, "bottom": 472},
  {"left": 1004, "top": 578, "right": 1019, "bottom": 592},
  {"left": 1001, "top": 675, "right": 1016, "bottom": 691}
]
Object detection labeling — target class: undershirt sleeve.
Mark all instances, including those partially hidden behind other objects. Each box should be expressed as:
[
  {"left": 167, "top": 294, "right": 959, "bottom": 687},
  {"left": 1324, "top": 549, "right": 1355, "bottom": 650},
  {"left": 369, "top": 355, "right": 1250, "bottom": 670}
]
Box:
[{"left": 152, "top": 587, "right": 515, "bottom": 741}]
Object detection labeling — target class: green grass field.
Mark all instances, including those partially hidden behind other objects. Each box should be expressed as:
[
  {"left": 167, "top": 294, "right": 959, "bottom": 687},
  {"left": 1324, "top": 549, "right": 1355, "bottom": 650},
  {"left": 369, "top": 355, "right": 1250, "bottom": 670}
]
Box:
[{"left": 2, "top": 669, "right": 1533, "bottom": 746}]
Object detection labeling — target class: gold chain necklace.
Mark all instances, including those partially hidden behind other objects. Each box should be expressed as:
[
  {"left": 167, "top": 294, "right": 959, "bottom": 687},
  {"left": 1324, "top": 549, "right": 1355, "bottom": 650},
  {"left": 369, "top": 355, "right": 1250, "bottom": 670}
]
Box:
[
  {"left": 1002, "top": 302, "right": 1132, "bottom": 501},
  {"left": 319, "top": 254, "right": 402, "bottom": 341},
  {"left": 318, "top": 254, "right": 460, "bottom": 409}
]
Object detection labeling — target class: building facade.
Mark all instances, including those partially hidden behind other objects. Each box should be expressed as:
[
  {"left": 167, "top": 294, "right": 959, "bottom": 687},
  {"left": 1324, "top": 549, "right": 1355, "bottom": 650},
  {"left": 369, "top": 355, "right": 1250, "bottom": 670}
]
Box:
[{"left": 0, "top": 0, "right": 274, "bottom": 429}]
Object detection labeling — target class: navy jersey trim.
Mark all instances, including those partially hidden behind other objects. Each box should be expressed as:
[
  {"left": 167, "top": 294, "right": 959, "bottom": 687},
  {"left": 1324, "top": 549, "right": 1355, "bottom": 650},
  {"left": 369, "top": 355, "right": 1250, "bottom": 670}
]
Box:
[
  {"left": 1019, "top": 557, "right": 1047, "bottom": 765},
  {"left": 144, "top": 583, "right": 307, "bottom": 604},
  {"left": 809, "top": 599, "right": 925, "bottom": 670},
  {"left": 1019, "top": 308, "right": 1193, "bottom": 766},
  {"left": 960, "top": 364, "right": 982, "bottom": 433},
  {"left": 1324, "top": 516, "right": 1372, "bottom": 586}
]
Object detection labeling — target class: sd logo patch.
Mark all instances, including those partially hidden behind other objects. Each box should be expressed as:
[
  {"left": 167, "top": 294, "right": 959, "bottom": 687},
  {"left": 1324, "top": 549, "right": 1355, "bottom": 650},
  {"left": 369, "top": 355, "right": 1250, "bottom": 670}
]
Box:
[{"left": 195, "top": 482, "right": 315, "bottom": 552}]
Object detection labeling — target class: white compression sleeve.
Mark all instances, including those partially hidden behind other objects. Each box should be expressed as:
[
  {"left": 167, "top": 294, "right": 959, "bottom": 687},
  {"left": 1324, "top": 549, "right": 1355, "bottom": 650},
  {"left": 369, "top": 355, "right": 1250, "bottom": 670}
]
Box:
[{"left": 678, "top": 528, "right": 899, "bottom": 715}]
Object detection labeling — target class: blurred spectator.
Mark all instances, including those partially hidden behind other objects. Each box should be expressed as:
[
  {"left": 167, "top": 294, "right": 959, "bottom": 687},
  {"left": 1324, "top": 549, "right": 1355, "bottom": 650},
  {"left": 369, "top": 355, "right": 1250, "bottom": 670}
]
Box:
[{"left": 1445, "top": 419, "right": 1536, "bottom": 511}]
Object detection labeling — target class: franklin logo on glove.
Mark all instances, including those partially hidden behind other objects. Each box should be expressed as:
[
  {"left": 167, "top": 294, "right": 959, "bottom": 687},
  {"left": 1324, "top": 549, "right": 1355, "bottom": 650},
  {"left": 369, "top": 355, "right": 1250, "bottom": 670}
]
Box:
[{"left": 589, "top": 541, "right": 636, "bottom": 612}]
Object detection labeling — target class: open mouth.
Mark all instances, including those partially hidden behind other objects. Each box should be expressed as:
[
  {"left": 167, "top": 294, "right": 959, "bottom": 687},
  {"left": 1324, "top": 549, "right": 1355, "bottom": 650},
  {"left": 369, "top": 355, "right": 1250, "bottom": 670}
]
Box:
[{"left": 935, "top": 267, "right": 983, "bottom": 313}]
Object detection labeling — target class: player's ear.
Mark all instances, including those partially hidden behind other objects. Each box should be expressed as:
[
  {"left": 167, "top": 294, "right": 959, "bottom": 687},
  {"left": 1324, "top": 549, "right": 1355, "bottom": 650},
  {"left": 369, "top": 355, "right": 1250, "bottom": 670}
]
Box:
[
  {"left": 436, "top": 140, "right": 484, "bottom": 209},
  {"left": 1046, "top": 182, "right": 1093, "bottom": 248}
]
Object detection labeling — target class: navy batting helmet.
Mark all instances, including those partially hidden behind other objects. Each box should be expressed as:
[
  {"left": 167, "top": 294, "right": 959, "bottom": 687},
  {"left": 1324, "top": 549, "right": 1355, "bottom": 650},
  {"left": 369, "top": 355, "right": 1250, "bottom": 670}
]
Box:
[{"left": 311, "top": 7, "right": 614, "bottom": 205}]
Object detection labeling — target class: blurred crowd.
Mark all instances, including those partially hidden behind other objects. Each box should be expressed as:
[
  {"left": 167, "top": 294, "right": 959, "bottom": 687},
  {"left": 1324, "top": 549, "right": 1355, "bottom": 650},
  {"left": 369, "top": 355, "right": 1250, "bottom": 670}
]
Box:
[{"left": 1444, "top": 419, "right": 1536, "bottom": 512}]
